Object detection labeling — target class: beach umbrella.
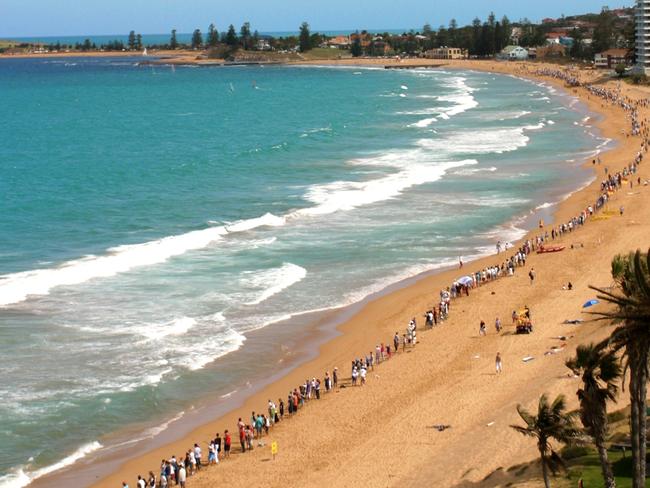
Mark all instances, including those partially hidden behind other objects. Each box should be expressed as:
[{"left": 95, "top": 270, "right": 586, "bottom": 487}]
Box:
[
  {"left": 582, "top": 299, "right": 599, "bottom": 308},
  {"left": 456, "top": 276, "right": 473, "bottom": 286}
]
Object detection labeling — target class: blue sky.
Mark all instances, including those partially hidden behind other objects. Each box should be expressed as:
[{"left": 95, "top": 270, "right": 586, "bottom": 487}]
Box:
[{"left": 1, "top": 0, "right": 629, "bottom": 37}]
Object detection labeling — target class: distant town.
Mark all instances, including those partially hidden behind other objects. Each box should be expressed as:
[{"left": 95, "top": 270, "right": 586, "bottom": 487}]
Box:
[{"left": 1, "top": 6, "right": 643, "bottom": 76}]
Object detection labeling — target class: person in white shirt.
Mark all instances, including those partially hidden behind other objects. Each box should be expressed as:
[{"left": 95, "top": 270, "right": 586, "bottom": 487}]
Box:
[
  {"left": 193, "top": 443, "right": 202, "bottom": 469},
  {"left": 177, "top": 466, "right": 187, "bottom": 488}
]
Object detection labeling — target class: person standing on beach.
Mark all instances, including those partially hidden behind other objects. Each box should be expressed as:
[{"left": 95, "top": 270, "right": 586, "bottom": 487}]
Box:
[
  {"left": 208, "top": 441, "right": 216, "bottom": 465},
  {"left": 479, "top": 320, "right": 486, "bottom": 336},
  {"left": 529, "top": 268, "right": 536, "bottom": 285},
  {"left": 215, "top": 433, "right": 222, "bottom": 461},
  {"left": 495, "top": 353, "right": 503, "bottom": 374},
  {"left": 224, "top": 431, "right": 231, "bottom": 458},
  {"left": 238, "top": 422, "right": 246, "bottom": 453},
  {"left": 333, "top": 367, "right": 338, "bottom": 388},
  {"left": 177, "top": 465, "right": 186, "bottom": 488},
  {"left": 495, "top": 317, "right": 502, "bottom": 333},
  {"left": 193, "top": 443, "right": 202, "bottom": 470}
]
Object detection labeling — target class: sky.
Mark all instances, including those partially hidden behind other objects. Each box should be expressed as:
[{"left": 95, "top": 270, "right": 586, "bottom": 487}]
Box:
[{"left": 0, "top": 0, "right": 630, "bottom": 38}]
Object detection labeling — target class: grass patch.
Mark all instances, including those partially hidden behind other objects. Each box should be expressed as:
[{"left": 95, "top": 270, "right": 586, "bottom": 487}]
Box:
[
  {"left": 563, "top": 449, "right": 650, "bottom": 487},
  {"left": 300, "top": 47, "right": 351, "bottom": 60}
]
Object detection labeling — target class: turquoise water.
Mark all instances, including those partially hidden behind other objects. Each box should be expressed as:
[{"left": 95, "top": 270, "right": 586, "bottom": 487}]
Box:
[{"left": 0, "top": 58, "right": 605, "bottom": 487}]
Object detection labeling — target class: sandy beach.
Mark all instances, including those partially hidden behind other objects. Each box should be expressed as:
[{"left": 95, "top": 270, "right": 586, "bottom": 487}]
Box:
[{"left": 30, "top": 59, "right": 650, "bottom": 488}]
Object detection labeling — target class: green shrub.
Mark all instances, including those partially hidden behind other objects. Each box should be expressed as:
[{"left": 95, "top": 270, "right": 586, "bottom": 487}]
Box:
[{"left": 561, "top": 445, "right": 591, "bottom": 460}]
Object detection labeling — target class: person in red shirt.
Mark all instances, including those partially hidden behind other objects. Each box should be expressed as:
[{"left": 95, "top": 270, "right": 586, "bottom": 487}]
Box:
[{"left": 224, "top": 430, "right": 231, "bottom": 458}]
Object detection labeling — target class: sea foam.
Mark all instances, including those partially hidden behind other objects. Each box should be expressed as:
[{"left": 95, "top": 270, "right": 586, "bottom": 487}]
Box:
[
  {"left": 0, "top": 214, "right": 285, "bottom": 307},
  {"left": 243, "top": 263, "right": 308, "bottom": 306},
  {"left": 0, "top": 441, "right": 103, "bottom": 488}
]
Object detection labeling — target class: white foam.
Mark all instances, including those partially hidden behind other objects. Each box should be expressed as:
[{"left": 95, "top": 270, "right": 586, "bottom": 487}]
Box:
[
  {"left": 225, "top": 212, "right": 286, "bottom": 232},
  {"left": 243, "top": 263, "right": 307, "bottom": 306},
  {"left": 410, "top": 117, "right": 438, "bottom": 128},
  {"left": 523, "top": 122, "right": 545, "bottom": 130},
  {"left": 0, "top": 213, "right": 285, "bottom": 307},
  {"left": 417, "top": 126, "right": 531, "bottom": 155},
  {"left": 496, "top": 110, "right": 531, "bottom": 121},
  {"left": 294, "top": 158, "right": 477, "bottom": 217},
  {"left": 176, "top": 328, "right": 246, "bottom": 371},
  {"left": 535, "top": 202, "right": 555, "bottom": 210},
  {"left": 454, "top": 166, "right": 498, "bottom": 176},
  {"left": 137, "top": 317, "right": 197, "bottom": 341},
  {"left": 438, "top": 92, "right": 479, "bottom": 117},
  {"left": 0, "top": 442, "right": 103, "bottom": 488}
]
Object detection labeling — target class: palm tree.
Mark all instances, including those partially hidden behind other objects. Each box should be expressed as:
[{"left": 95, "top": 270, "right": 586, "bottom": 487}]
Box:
[
  {"left": 566, "top": 342, "right": 621, "bottom": 488},
  {"left": 589, "top": 249, "right": 650, "bottom": 488},
  {"left": 511, "top": 394, "right": 580, "bottom": 488}
]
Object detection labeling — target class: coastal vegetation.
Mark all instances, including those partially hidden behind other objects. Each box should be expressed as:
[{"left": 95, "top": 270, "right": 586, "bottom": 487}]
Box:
[
  {"left": 566, "top": 343, "right": 621, "bottom": 487},
  {"left": 590, "top": 249, "right": 650, "bottom": 488},
  {"left": 510, "top": 394, "right": 580, "bottom": 488},
  {"left": 1, "top": 6, "right": 633, "bottom": 64},
  {"left": 512, "top": 249, "right": 650, "bottom": 487}
]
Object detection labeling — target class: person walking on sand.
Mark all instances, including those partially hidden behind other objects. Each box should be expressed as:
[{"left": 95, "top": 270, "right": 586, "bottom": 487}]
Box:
[
  {"left": 528, "top": 268, "right": 536, "bottom": 285},
  {"left": 394, "top": 332, "right": 400, "bottom": 353},
  {"left": 495, "top": 353, "right": 503, "bottom": 374},
  {"left": 479, "top": 320, "right": 486, "bottom": 336},
  {"left": 495, "top": 317, "right": 502, "bottom": 333}
]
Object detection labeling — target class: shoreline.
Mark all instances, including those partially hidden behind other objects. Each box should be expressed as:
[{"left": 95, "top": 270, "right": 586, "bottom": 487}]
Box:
[{"left": 24, "top": 59, "right": 650, "bottom": 488}]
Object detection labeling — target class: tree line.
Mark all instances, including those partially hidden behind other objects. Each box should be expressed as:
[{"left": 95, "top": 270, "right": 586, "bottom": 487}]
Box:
[{"left": 34, "top": 6, "right": 634, "bottom": 59}]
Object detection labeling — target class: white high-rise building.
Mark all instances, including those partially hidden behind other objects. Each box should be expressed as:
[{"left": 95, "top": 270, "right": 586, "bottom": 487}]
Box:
[{"left": 636, "top": 0, "right": 650, "bottom": 74}]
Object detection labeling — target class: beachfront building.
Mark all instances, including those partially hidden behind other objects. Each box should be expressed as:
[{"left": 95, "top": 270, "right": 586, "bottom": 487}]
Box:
[
  {"left": 595, "top": 49, "right": 631, "bottom": 69},
  {"left": 497, "top": 46, "right": 529, "bottom": 61},
  {"left": 424, "top": 47, "right": 467, "bottom": 59},
  {"left": 328, "top": 35, "right": 350, "bottom": 49},
  {"left": 635, "top": 0, "right": 650, "bottom": 74}
]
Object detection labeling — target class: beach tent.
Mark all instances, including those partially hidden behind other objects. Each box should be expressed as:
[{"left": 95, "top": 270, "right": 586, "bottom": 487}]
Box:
[
  {"left": 455, "top": 276, "right": 473, "bottom": 286},
  {"left": 582, "top": 299, "right": 600, "bottom": 308}
]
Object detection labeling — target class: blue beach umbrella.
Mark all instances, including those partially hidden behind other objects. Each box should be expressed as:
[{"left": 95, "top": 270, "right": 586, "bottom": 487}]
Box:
[{"left": 582, "top": 299, "right": 600, "bottom": 308}]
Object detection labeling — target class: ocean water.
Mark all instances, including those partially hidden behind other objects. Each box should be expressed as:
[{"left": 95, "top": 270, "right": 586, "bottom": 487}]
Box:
[{"left": 0, "top": 58, "right": 605, "bottom": 487}]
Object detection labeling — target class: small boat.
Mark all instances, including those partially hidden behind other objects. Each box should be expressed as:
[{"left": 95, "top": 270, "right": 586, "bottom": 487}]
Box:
[{"left": 537, "top": 245, "right": 565, "bottom": 254}]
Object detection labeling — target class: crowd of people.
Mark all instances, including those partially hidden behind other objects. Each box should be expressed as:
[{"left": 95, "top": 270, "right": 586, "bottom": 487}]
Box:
[{"left": 122, "top": 65, "right": 647, "bottom": 488}]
